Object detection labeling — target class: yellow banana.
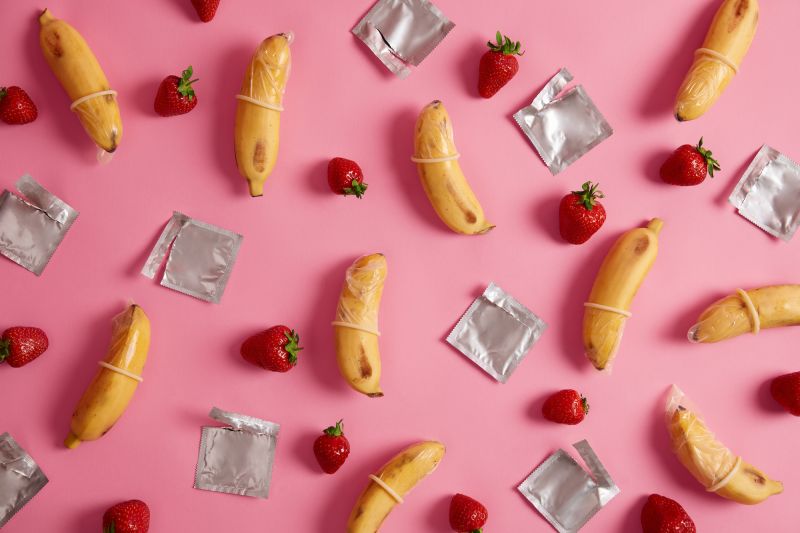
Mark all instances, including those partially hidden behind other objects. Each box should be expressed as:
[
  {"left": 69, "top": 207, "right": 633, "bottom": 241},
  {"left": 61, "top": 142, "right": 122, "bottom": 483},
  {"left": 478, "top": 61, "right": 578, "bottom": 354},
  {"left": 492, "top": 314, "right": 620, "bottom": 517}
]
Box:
[
  {"left": 674, "top": 0, "right": 759, "bottom": 121},
  {"left": 234, "top": 33, "right": 292, "bottom": 197},
  {"left": 65, "top": 304, "right": 150, "bottom": 449},
  {"left": 413, "top": 101, "right": 494, "bottom": 235},
  {"left": 39, "top": 8, "right": 122, "bottom": 154},
  {"left": 583, "top": 218, "right": 663, "bottom": 370},
  {"left": 347, "top": 441, "right": 445, "bottom": 532}
]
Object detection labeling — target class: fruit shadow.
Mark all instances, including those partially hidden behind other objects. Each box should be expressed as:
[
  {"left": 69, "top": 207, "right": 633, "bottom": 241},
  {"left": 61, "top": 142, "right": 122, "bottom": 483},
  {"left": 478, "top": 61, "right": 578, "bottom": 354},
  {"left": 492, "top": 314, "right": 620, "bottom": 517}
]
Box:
[
  {"left": 305, "top": 158, "right": 331, "bottom": 195},
  {"left": 290, "top": 428, "right": 324, "bottom": 474},
  {"left": 532, "top": 191, "right": 563, "bottom": 242},
  {"left": 130, "top": 76, "right": 162, "bottom": 116},
  {"left": 617, "top": 494, "right": 648, "bottom": 533},
  {"left": 69, "top": 501, "right": 109, "bottom": 532},
  {"left": 168, "top": 0, "right": 199, "bottom": 21},
  {"left": 664, "top": 291, "right": 714, "bottom": 343},
  {"left": 643, "top": 149, "right": 674, "bottom": 184},
  {"left": 756, "top": 376, "right": 784, "bottom": 414},
  {"left": 458, "top": 37, "right": 485, "bottom": 98},
  {"left": 713, "top": 146, "right": 759, "bottom": 206},
  {"left": 526, "top": 391, "right": 553, "bottom": 422},
  {"left": 424, "top": 493, "right": 451, "bottom": 529}
]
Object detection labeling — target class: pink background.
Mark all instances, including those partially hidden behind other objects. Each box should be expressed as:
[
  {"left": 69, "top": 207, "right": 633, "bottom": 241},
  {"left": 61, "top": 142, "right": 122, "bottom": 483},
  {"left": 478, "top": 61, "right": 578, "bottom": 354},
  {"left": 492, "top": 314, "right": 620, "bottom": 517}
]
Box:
[{"left": 2, "top": 0, "right": 799, "bottom": 531}]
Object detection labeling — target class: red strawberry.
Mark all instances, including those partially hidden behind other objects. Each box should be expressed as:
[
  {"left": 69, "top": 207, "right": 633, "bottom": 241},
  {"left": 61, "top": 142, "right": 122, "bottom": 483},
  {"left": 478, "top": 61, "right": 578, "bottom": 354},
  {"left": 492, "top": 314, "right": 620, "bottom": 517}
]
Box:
[
  {"left": 240, "top": 325, "right": 302, "bottom": 372},
  {"left": 558, "top": 181, "right": 606, "bottom": 244},
  {"left": 190, "top": 0, "right": 220, "bottom": 22},
  {"left": 449, "top": 493, "right": 488, "bottom": 533},
  {"left": 154, "top": 66, "right": 198, "bottom": 117},
  {"left": 102, "top": 499, "right": 150, "bottom": 533},
  {"left": 312, "top": 419, "right": 350, "bottom": 474},
  {"left": 328, "top": 157, "right": 368, "bottom": 198},
  {"left": 641, "top": 493, "right": 696, "bottom": 533},
  {"left": 660, "top": 138, "right": 720, "bottom": 186},
  {"left": 478, "top": 31, "right": 523, "bottom": 98},
  {"left": 770, "top": 371, "right": 800, "bottom": 416},
  {"left": 0, "top": 86, "right": 38, "bottom": 125},
  {"left": 542, "top": 389, "right": 589, "bottom": 425},
  {"left": 0, "top": 327, "right": 48, "bottom": 368}
]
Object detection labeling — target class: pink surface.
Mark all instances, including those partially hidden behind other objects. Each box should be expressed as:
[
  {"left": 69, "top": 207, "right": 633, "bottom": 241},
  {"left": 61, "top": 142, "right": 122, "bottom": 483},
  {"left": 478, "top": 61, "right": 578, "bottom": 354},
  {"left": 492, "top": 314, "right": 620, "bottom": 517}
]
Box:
[{"left": 1, "top": 0, "right": 799, "bottom": 531}]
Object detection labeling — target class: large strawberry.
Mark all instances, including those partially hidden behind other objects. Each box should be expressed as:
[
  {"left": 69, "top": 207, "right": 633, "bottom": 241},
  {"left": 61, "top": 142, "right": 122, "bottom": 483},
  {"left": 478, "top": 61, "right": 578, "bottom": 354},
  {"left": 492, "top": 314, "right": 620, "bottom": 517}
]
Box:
[
  {"left": 542, "top": 389, "right": 589, "bottom": 425},
  {"left": 0, "top": 327, "right": 49, "bottom": 368},
  {"left": 0, "top": 86, "right": 38, "bottom": 125},
  {"left": 449, "top": 493, "right": 488, "bottom": 532},
  {"left": 660, "top": 138, "right": 720, "bottom": 186},
  {"left": 328, "top": 157, "right": 368, "bottom": 198},
  {"left": 558, "top": 181, "right": 606, "bottom": 244},
  {"left": 102, "top": 499, "right": 150, "bottom": 533},
  {"left": 641, "top": 493, "right": 696, "bottom": 533},
  {"left": 190, "top": 0, "right": 220, "bottom": 22},
  {"left": 240, "top": 325, "right": 302, "bottom": 372},
  {"left": 478, "top": 31, "right": 523, "bottom": 98},
  {"left": 312, "top": 419, "right": 350, "bottom": 474},
  {"left": 154, "top": 66, "right": 198, "bottom": 117},
  {"left": 770, "top": 371, "right": 800, "bottom": 416}
]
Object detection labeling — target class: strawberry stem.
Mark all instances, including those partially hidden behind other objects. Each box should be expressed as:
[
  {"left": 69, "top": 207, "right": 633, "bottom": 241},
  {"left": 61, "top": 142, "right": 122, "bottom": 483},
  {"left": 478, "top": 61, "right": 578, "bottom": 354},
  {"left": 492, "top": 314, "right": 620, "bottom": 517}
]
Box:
[
  {"left": 283, "top": 329, "right": 303, "bottom": 365},
  {"left": 695, "top": 137, "right": 721, "bottom": 177},
  {"left": 178, "top": 66, "right": 199, "bottom": 100},
  {"left": 343, "top": 179, "right": 368, "bottom": 199},
  {"left": 486, "top": 31, "right": 524, "bottom": 56},
  {"left": 0, "top": 339, "right": 9, "bottom": 363},
  {"left": 571, "top": 181, "right": 604, "bottom": 211},
  {"left": 0, "top": 87, "right": 6, "bottom": 101},
  {"left": 323, "top": 419, "right": 344, "bottom": 437},
  {"left": 581, "top": 396, "right": 590, "bottom": 415}
]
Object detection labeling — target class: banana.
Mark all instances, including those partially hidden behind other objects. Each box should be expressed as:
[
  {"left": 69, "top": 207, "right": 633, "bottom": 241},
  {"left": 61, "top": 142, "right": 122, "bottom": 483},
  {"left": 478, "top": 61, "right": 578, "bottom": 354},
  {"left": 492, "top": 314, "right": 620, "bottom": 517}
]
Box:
[
  {"left": 347, "top": 441, "right": 445, "bottom": 532},
  {"left": 674, "top": 0, "right": 759, "bottom": 121},
  {"left": 583, "top": 218, "right": 663, "bottom": 370},
  {"left": 333, "top": 254, "right": 386, "bottom": 397},
  {"left": 39, "top": 8, "right": 122, "bottom": 154},
  {"left": 413, "top": 100, "right": 494, "bottom": 235},
  {"left": 65, "top": 304, "right": 150, "bottom": 449},
  {"left": 234, "top": 33, "right": 292, "bottom": 197},
  {"left": 666, "top": 386, "right": 782, "bottom": 504}
]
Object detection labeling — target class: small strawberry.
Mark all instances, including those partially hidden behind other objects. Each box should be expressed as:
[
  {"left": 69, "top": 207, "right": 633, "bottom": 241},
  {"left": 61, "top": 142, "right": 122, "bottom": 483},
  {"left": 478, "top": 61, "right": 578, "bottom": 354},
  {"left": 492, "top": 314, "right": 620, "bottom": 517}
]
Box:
[
  {"left": 0, "top": 86, "right": 38, "bottom": 125},
  {"left": 328, "top": 157, "right": 368, "bottom": 198},
  {"left": 312, "top": 419, "right": 350, "bottom": 474},
  {"left": 449, "top": 493, "right": 488, "bottom": 533},
  {"left": 154, "top": 66, "right": 198, "bottom": 117},
  {"left": 660, "top": 138, "right": 720, "bottom": 186},
  {"left": 102, "top": 499, "right": 150, "bottom": 533},
  {"left": 558, "top": 181, "right": 606, "bottom": 244},
  {"left": 641, "top": 493, "right": 696, "bottom": 533},
  {"left": 770, "top": 371, "right": 800, "bottom": 416},
  {"left": 0, "top": 327, "right": 48, "bottom": 368},
  {"left": 478, "top": 31, "right": 523, "bottom": 98},
  {"left": 190, "top": 0, "right": 220, "bottom": 22},
  {"left": 240, "top": 325, "right": 302, "bottom": 372},
  {"left": 542, "top": 389, "right": 589, "bottom": 425}
]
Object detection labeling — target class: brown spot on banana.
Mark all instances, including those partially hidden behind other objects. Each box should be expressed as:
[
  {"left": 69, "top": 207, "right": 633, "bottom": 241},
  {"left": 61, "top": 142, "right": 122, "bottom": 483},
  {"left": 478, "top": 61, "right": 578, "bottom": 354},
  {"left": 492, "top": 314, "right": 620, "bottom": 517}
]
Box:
[
  {"left": 633, "top": 236, "right": 650, "bottom": 254},
  {"left": 359, "top": 350, "right": 373, "bottom": 379},
  {"left": 444, "top": 180, "right": 477, "bottom": 225},
  {"left": 45, "top": 33, "right": 63, "bottom": 58},
  {"left": 253, "top": 141, "right": 266, "bottom": 172}
]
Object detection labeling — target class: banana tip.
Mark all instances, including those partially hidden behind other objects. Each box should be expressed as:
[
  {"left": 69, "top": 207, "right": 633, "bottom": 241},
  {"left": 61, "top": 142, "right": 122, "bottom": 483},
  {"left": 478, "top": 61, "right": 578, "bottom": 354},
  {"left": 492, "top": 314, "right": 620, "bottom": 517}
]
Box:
[
  {"left": 686, "top": 325, "right": 702, "bottom": 343},
  {"left": 64, "top": 432, "right": 81, "bottom": 449},
  {"left": 367, "top": 391, "right": 384, "bottom": 398}
]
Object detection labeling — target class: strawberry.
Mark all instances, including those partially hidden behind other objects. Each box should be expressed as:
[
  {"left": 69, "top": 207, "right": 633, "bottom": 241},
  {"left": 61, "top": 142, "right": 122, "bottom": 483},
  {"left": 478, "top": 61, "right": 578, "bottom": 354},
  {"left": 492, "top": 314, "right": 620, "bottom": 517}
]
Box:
[
  {"left": 328, "top": 157, "right": 368, "bottom": 198},
  {"left": 659, "top": 138, "right": 720, "bottom": 186},
  {"left": 449, "top": 493, "right": 488, "bottom": 533},
  {"left": 0, "top": 327, "right": 48, "bottom": 368},
  {"left": 190, "top": 0, "right": 220, "bottom": 22},
  {"left": 542, "top": 389, "right": 589, "bottom": 425},
  {"left": 770, "top": 371, "right": 800, "bottom": 416},
  {"left": 478, "top": 31, "right": 523, "bottom": 98},
  {"left": 558, "top": 181, "right": 606, "bottom": 244},
  {"left": 102, "top": 499, "right": 150, "bottom": 533},
  {"left": 154, "top": 66, "right": 198, "bottom": 117},
  {"left": 641, "top": 493, "right": 696, "bottom": 533},
  {"left": 240, "top": 325, "right": 302, "bottom": 372},
  {"left": 0, "top": 86, "right": 38, "bottom": 125},
  {"left": 312, "top": 419, "right": 350, "bottom": 474}
]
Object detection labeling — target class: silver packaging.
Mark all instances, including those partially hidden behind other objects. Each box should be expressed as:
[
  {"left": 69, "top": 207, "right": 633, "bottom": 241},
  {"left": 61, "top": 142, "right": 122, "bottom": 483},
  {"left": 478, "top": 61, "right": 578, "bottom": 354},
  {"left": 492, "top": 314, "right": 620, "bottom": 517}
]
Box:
[
  {"left": 446, "top": 282, "right": 546, "bottom": 383},
  {"left": 0, "top": 175, "right": 79, "bottom": 276},
  {"left": 352, "top": 0, "right": 455, "bottom": 78},
  {"left": 194, "top": 407, "right": 280, "bottom": 499},
  {"left": 141, "top": 212, "right": 243, "bottom": 303},
  {"left": 0, "top": 433, "right": 48, "bottom": 528},
  {"left": 518, "top": 440, "right": 619, "bottom": 533},
  {"left": 728, "top": 144, "right": 800, "bottom": 241},
  {"left": 513, "top": 69, "right": 613, "bottom": 175}
]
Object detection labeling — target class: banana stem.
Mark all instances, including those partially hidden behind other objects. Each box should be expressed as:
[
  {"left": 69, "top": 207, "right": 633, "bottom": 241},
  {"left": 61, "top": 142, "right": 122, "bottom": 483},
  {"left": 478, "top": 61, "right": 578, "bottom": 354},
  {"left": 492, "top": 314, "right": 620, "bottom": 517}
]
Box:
[
  {"left": 64, "top": 432, "right": 82, "bottom": 449},
  {"left": 647, "top": 218, "right": 664, "bottom": 235},
  {"left": 39, "top": 8, "right": 54, "bottom": 25}
]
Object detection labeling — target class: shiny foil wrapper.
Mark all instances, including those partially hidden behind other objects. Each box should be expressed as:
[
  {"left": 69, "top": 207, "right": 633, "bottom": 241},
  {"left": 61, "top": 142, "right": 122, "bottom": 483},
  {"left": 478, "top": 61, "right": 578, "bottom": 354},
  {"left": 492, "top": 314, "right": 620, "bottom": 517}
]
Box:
[
  {"left": 194, "top": 407, "right": 280, "bottom": 499},
  {"left": 729, "top": 144, "right": 800, "bottom": 241},
  {"left": 446, "top": 282, "right": 546, "bottom": 383},
  {"left": 518, "top": 440, "right": 619, "bottom": 533},
  {"left": 352, "top": 0, "right": 455, "bottom": 78},
  {"left": 0, "top": 433, "right": 48, "bottom": 528},
  {"left": 141, "top": 212, "right": 243, "bottom": 303},
  {"left": 514, "top": 69, "right": 613, "bottom": 175},
  {"left": 0, "top": 175, "right": 79, "bottom": 276}
]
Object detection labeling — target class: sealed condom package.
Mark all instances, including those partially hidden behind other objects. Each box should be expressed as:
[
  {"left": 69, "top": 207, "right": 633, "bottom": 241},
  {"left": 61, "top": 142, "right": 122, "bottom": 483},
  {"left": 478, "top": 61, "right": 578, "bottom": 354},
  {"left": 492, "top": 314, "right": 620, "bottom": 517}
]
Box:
[
  {"left": 514, "top": 68, "right": 613, "bottom": 175},
  {"left": 141, "top": 212, "right": 243, "bottom": 303},
  {"left": 446, "top": 282, "right": 546, "bottom": 383},
  {"left": 518, "top": 440, "right": 619, "bottom": 533},
  {"left": 352, "top": 0, "right": 455, "bottom": 78},
  {"left": 0, "top": 175, "right": 79, "bottom": 276},
  {"left": 194, "top": 407, "right": 280, "bottom": 499},
  {"left": 0, "top": 433, "right": 48, "bottom": 528},
  {"left": 728, "top": 144, "right": 800, "bottom": 241}
]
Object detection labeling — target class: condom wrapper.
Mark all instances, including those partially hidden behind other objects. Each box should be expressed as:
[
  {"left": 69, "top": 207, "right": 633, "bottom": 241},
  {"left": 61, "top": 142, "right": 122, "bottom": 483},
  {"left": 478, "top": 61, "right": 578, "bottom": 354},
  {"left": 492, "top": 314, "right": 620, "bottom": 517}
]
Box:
[
  {"left": 518, "top": 440, "right": 619, "bottom": 533},
  {"left": 0, "top": 175, "right": 79, "bottom": 276},
  {"left": 194, "top": 407, "right": 280, "bottom": 499},
  {"left": 446, "top": 282, "right": 546, "bottom": 383},
  {"left": 0, "top": 433, "right": 48, "bottom": 528},
  {"left": 514, "top": 68, "right": 613, "bottom": 175}
]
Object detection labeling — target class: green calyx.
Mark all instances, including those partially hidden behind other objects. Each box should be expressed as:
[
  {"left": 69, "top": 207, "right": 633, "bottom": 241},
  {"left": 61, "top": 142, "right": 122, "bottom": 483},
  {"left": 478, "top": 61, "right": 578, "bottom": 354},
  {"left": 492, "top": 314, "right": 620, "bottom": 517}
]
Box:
[
  {"left": 695, "top": 137, "right": 721, "bottom": 177},
  {"left": 283, "top": 329, "right": 303, "bottom": 365},
  {"left": 323, "top": 419, "right": 344, "bottom": 437},
  {"left": 581, "top": 396, "right": 590, "bottom": 415},
  {"left": 343, "top": 179, "right": 368, "bottom": 199},
  {"left": 177, "top": 66, "right": 199, "bottom": 100},
  {"left": 471, "top": 529, "right": 483, "bottom": 533},
  {"left": 571, "top": 181, "right": 604, "bottom": 211},
  {"left": 0, "top": 87, "right": 7, "bottom": 100},
  {"left": 487, "top": 31, "right": 524, "bottom": 56},
  {"left": 0, "top": 339, "right": 9, "bottom": 363},
  {"left": 104, "top": 523, "right": 116, "bottom": 533}
]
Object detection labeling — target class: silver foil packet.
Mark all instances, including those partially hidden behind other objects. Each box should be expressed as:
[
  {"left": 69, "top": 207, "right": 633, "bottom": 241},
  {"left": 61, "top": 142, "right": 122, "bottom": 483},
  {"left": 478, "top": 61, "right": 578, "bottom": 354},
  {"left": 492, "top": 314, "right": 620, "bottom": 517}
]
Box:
[
  {"left": 0, "top": 433, "right": 48, "bottom": 528},
  {"left": 446, "top": 282, "right": 546, "bottom": 383},
  {"left": 141, "top": 212, "right": 243, "bottom": 303},
  {"left": 514, "top": 69, "right": 613, "bottom": 175},
  {"left": 194, "top": 407, "right": 280, "bottom": 499},
  {"left": 352, "top": 0, "right": 455, "bottom": 78},
  {"left": 0, "top": 175, "right": 79, "bottom": 276},
  {"left": 728, "top": 145, "right": 800, "bottom": 241},
  {"left": 518, "top": 440, "right": 619, "bottom": 533}
]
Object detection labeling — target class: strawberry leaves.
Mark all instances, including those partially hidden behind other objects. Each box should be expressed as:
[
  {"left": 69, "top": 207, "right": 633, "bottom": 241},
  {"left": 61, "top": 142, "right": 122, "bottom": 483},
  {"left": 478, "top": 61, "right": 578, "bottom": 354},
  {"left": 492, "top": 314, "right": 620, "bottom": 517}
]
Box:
[
  {"left": 487, "top": 31, "right": 524, "bottom": 56},
  {"left": 323, "top": 420, "right": 344, "bottom": 437},
  {"left": 571, "top": 181, "right": 604, "bottom": 211},
  {"left": 177, "top": 66, "right": 199, "bottom": 100},
  {"left": 695, "top": 137, "right": 721, "bottom": 177},
  {"left": 343, "top": 179, "right": 368, "bottom": 198},
  {"left": 283, "top": 329, "right": 303, "bottom": 364}
]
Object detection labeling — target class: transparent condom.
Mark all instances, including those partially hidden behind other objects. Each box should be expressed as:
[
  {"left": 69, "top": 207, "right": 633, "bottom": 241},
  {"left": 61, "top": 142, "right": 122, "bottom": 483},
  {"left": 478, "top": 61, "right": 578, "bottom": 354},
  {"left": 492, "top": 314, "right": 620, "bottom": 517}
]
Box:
[
  {"left": 332, "top": 255, "right": 387, "bottom": 335},
  {"left": 687, "top": 289, "right": 761, "bottom": 343},
  {"left": 236, "top": 32, "right": 293, "bottom": 113}
]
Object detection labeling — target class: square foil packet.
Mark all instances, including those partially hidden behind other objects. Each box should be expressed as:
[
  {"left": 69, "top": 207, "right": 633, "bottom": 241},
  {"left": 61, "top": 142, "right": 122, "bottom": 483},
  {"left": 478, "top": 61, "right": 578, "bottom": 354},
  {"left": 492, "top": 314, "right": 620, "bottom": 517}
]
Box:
[
  {"left": 141, "top": 212, "right": 243, "bottom": 303},
  {"left": 514, "top": 68, "right": 613, "bottom": 175},
  {"left": 518, "top": 440, "right": 619, "bottom": 533},
  {"left": 0, "top": 175, "right": 79, "bottom": 276},
  {"left": 728, "top": 144, "right": 800, "bottom": 241},
  {"left": 194, "top": 407, "right": 280, "bottom": 499},
  {"left": 352, "top": 0, "right": 455, "bottom": 78},
  {"left": 0, "top": 433, "right": 48, "bottom": 528},
  {"left": 446, "top": 282, "right": 546, "bottom": 383}
]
